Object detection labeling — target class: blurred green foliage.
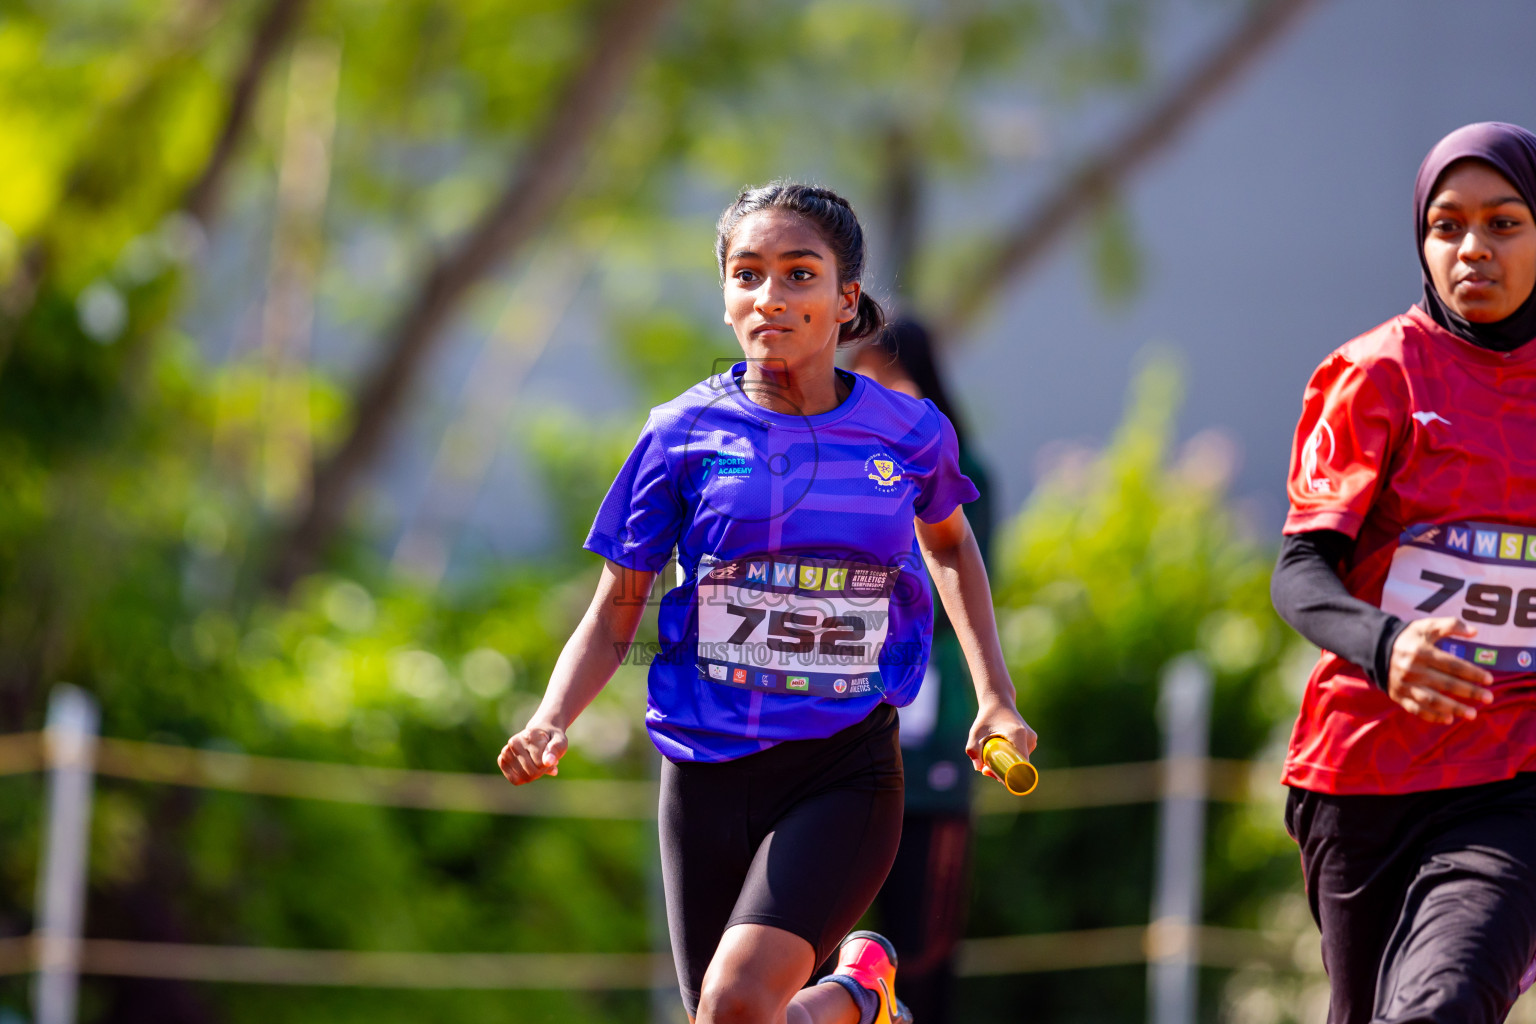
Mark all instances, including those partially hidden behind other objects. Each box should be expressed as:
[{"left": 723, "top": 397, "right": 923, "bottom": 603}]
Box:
[
  {"left": 966, "top": 356, "right": 1303, "bottom": 1022},
  {"left": 0, "top": 1, "right": 1295, "bottom": 1022}
]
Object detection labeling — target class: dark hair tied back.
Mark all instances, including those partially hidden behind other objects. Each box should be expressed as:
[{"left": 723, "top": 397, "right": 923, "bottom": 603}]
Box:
[{"left": 715, "top": 181, "right": 887, "bottom": 345}]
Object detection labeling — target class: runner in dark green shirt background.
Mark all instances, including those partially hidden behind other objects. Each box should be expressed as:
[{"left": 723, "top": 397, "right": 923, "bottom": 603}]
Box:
[{"left": 850, "top": 320, "right": 994, "bottom": 1024}]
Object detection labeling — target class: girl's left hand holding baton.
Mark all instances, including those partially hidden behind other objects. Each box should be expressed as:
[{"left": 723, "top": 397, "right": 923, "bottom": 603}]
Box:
[{"left": 915, "top": 505, "right": 1038, "bottom": 782}]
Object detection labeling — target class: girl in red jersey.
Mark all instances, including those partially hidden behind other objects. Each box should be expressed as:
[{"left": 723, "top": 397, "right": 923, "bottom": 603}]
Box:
[{"left": 1272, "top": 122, "right": 1536, "bottom": 1024}]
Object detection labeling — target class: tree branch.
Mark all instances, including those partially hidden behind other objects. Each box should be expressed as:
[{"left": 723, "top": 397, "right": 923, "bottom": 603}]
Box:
[
  {"left": 0, "top": 0, "right": 260, "bottom": 365},
  {"left": 881, "top": 122, "right": 923, "bottom": 306},
  {"left": 266, "top": 0, "right": 675, "bottom": 592},
  {"left": 938, "top": 0, "right": 1320, "bottom": 337},
  {"left": 183, "top": 0, "right": 314, "bottom": 225}
]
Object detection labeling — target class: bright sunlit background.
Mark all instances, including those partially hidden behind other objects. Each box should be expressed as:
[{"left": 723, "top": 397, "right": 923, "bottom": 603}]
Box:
[{"left": 0, "top": 1, "right": 1534, "bottom": 1022}]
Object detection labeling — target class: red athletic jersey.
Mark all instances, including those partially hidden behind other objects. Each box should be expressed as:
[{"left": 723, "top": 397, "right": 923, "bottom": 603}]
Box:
[{"left": 1282, "top": 305, "right": 1536, "bottom": 794}]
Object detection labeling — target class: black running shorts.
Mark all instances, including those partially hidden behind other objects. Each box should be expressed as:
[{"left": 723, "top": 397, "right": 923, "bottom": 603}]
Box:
[
  {"left": 1286, "top": 773, "right": 1536, "bottom": 1024},
  {"left": 659, "top": 704, "right": 905, "bottom": 1016}
]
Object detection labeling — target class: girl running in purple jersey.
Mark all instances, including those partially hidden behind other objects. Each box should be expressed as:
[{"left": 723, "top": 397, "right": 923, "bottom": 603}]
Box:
[{"left": 498, "top": 182, "right": 1036, "bottom": 1024}]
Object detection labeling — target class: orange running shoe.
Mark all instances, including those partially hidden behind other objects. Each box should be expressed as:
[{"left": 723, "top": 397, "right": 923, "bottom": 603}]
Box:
[{"left": 826, "top": 930, "right": 912, "bottom": 1024}]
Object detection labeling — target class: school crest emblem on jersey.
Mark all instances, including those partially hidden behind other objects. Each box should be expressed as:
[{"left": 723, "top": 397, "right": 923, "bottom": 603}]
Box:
[{"left": 866, "top": 453, "right": 903, "bottom": 489}]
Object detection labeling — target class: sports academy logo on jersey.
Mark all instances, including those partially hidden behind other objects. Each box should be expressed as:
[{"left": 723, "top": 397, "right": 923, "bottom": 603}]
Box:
[
  {"left": 865, "top": 452, "right": 904, "bottom": 489},
  {"left": 701, "top": 448, "right": 753, "bottom": 479}
]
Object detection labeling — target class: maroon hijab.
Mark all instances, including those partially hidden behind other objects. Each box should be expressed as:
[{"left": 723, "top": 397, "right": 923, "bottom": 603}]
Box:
[{"left": 1413, "top": 121, "right": 1536, "bottom": 351}]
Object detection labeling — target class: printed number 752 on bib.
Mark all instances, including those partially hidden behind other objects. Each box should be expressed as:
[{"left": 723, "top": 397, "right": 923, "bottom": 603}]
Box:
[
  {"left": 713, "top": 602, "right": 875, "bottom": 659},
  {"left": 695, "top": 557, "right": 897, "bottom": 679}
]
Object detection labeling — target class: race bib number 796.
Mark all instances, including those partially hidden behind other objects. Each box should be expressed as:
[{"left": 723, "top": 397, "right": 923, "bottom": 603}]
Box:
[{"left": 1381, "top": 521, "right": 1536, "bottom": 672}]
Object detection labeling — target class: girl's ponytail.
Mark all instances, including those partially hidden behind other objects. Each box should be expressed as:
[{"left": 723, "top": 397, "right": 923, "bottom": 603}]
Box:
[{"left": 841, "top": 289, "right": 886, "bottom": 345}]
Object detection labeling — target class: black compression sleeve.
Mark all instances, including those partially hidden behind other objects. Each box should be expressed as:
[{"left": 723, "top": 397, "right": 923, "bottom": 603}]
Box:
[{"left": 1270, "top": 530, "right": 1407, "bottom": 691}]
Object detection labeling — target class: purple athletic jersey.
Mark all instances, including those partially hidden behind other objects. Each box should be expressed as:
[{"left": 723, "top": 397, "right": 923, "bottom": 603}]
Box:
[{"left": 584, "top": 363, "right": 979, "bottom": 763}]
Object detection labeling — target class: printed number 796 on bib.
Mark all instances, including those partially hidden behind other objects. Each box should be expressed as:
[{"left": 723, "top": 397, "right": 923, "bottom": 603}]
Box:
[
  {"left": 1413, "top": 570, "right": 1536, "bottom": 627},
  {"left": 1381, "top": 539, "right": 1536, "bottom": 654}
]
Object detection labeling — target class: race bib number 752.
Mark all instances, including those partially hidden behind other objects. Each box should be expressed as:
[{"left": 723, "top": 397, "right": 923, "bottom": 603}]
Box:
[
  {"left": 696, "top": 555, "right": 900, "bottom": 698},
  {"left": 1381, "top": 521, "right": 1536, "bottom": 672}
]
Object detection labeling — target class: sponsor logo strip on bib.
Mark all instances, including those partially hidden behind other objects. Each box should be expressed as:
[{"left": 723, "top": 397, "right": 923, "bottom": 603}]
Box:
[
  {"left": 1381, "top": 521, "right": 1536, "bottom": 672},
  {"left": 695, "top": 555, "right": 900, "bottom": 698}
]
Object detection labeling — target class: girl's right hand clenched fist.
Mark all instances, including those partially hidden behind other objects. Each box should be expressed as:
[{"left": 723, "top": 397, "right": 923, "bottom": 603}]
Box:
[{"left": 498, "top": 723, "right": 568, "bottom": 785}]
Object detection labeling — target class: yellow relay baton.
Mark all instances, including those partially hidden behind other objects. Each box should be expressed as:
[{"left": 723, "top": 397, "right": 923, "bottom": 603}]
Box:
[{"left": 982, "top": 735, "right": 1038, "bottom": 796}]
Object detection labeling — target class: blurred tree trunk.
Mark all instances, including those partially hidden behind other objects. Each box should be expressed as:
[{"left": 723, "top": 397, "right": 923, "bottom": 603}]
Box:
[
  {"left": 183, "top": 0, "right": 316, "bottom": 226},
  {"left": 265, "top": 0, "right": 675, "bottom": 593},
  {"left": 938, "top": 0, "right": 1320, "bottom": 339},
  {"left": 96, "top": 790, "right": 218, "bottom": 1024},
  {"left": 255, "top": 38, "right": 341, "bottom": 512},
  {"left": 881, "top": 122, "right": 923, "bottom": 308}
]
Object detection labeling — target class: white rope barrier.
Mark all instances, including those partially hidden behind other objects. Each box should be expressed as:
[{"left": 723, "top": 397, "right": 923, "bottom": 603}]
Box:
[
  {"left": 0, "top": 733, "right": 656, "bottom": 819},
  {"left": 0, "top": 732, "right": 42, "bottom": 777},
  {"left": 0, "top": 727, "right": 1307, "bottom": 989},
  {"left": 0, "top": 732, "right": 1282, "bottom": 818},
  {"left": 0, "top": 936, "right": 666, "bottom": 988},
  {"left": 961, "top": 923, "right": 1319, "bottom": 976},
  {"left": 0, "top": 925, "right": 1319, "bottom": 987}
]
